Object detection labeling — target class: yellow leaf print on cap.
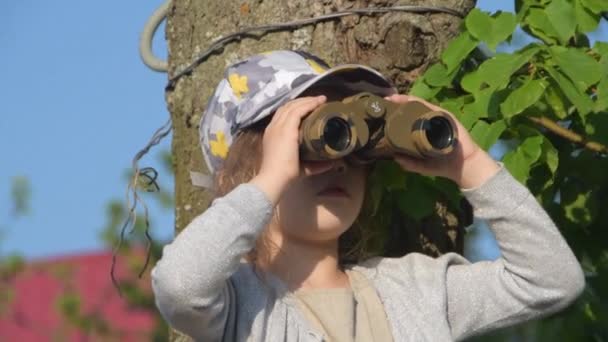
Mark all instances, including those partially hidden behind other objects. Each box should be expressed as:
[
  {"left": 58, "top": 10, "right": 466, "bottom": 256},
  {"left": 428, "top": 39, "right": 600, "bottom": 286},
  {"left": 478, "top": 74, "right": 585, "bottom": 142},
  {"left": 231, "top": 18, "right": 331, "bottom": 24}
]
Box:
[
  {"left": 228, "top": 73, "right": 249, "bottom": 98},
  {"left": 306, "top": 59, "right": 327, "bottom": 74},
  {"left": 210, "top": 131, "right": 229, "bottom": 159}
]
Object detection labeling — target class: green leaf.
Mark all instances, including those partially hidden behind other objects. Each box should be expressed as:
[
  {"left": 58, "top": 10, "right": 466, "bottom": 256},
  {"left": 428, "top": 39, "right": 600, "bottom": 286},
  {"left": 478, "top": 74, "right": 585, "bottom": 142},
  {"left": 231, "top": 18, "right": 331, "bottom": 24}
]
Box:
[
  {"left": 410, "top": 79, "right": 440, "bottom": 100},
  {"left": 595, "top": 42, "right": 608, "bottom": 81},
  {"left": 427, "top": 177, "right": 462, "bottom": 209},
  {"left": 462, "top": 88, "right": 493, "bottom": 128},
  {"left": 457, "top": 110, "right": 483, "bottom": 131},
  {"left": 540, "top": 137, "right": 559, "bottom": 174},
  {"left": 594, "top": 41, "right": 608, "bottom": 57},
  {"left": 528, "top": 164, "right": 555, "bottom": 205},
  {"left": 502, "top": 135, "right": 544, "bottom": 184},
  {"left": 57, "top": 293, "right": 82, "bottom": 320},
  {"left": 581, "top": 0, "right": 608, "bottom": 14},
  {"left": 395, "top": 178, "right": 437, "bottom": 221},
  {"left": 544, "top": 66, "right": 594, "bottom": 119},
  {"left": 424, "top": 63, "right": 456, "bottom": 87},
  {"left": 584, "top": 302, "right": 597, "bottom": 321},
  {"left": 441, "top": 96, "right": 481, "bottom": 130},
  {"left": 489, "top": 12, "right": 517, "bottom": 47},
  {"left": 465, "top": 9, "right": 493, "bottom": 41},
  {"left": 369, "top": 181, "right": 383, "bottom": 216},
  {"left": 585, "top": 112, "right": 608, "bottom": 146},
  {"left": 439, "top": 97, "right": 466, "bottom": 117},
  {"left": 0, "top": 287, "right": 15, "bottom": 315},
  {"left": 0, "top": 254, "right": 25, "bottom": 278},
  {"left": 460, "top": 56, "right": 507, "bottom": 92},
  {"left": 544, "top": 83, "right": 569, "bottom": 119},
  {"left": 503, "top": 151, "right": 529, "bottom": 184},
  {"left": 545, "top": 0, "right": 577, "bottom": 44},
  {"left": 559, "top": 150, "right": 608, "bottom": 186},
  {"left": 500, "top": 78, "right": 547, "bottom": 117},
  {"left": 575, "top": 0, "right": 600, "bottom": 33},
  {"left": 515, "top": 1, "right": 526, "bottom": 22},
  {"left": 466, "top": 9, "right": 517, "bottom": 51},
  {"left": 562, "top": 187, "right": 598, "bottom": 227},
  {"left": 461, "top": 46, "right": 540, "bottom": 93},
  {"left": 524, "top": 8, "right": 560, "bottom": 45},
  {"left": 441, "top": 32, "right": 479, "bottom": 73},
  {"left": 370, "top": 161, "right": 406, "bottom": 192},
  {"left": 470, "top": 120, "right": 507, "bottom": 151},
  {"left": 551, "top": 47, "right": 603, "bottom": 92},
  {"left": 595, "top": 77, "right": 608, "bottom": 112}
]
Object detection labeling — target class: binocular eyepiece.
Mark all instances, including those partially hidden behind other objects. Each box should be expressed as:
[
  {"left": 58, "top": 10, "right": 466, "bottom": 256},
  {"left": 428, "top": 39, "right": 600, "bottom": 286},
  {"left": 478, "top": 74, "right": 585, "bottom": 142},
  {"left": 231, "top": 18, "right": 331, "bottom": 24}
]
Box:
[{"left": 299, "top": 92, "right": 458, "bottom": 163}]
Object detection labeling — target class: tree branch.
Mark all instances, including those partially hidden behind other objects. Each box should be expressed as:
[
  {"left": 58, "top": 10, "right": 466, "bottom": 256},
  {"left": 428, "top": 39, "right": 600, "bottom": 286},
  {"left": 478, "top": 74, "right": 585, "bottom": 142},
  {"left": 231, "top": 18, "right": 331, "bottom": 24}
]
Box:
[{"left": 527, "top": 116, "right": 608, "bottom": 154}]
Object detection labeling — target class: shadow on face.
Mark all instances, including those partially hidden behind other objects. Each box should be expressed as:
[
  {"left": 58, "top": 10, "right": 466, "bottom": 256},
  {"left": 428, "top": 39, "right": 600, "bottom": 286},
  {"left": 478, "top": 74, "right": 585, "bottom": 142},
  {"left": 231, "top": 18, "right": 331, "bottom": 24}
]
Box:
[
  {"left": 267, "top": 84, "right": 370, "bottom": 241},
  {"left": 272, "top": 162, "right": 367, "bottom": 244}
]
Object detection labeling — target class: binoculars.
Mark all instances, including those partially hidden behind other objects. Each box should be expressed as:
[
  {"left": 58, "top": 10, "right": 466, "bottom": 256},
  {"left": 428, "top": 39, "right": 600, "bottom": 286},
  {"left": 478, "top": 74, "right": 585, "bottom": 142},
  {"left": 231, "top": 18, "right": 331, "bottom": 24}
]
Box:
[{"left": 299, "top": 92, "right": 458, "bottom": 163}]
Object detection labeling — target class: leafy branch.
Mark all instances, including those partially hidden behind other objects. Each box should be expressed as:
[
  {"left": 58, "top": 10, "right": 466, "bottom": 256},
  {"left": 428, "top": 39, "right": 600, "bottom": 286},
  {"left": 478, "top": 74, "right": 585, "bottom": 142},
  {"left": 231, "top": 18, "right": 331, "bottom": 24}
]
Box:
[
  {"left": 406, "top": 1, "right": 608, "bottom": 340},
  {"left": 527, "top": 116, "right": 608, "bottom": 154}
]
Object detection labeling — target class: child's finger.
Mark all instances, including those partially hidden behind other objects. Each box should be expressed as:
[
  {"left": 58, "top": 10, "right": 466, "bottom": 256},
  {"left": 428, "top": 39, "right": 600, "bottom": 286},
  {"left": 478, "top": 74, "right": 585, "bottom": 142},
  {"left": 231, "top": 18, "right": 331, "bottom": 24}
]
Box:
[
  {"left": 394, "top": 153, "right": 428, "bottom": 175},
  {"left": 276, "top": 96, "right": 321, "bottom": 116},
  {"left": 384, "top": 94, "right": 413, "bottom": 103},
  {"left": 274, "top": 96, "right": 326, "bottom": 126},
  {"left": 269, "top": 97, "right": 313, "bottom": 127},
  {"left": 283, "top": 97, "right": 327, "bottom": 130},
  {"left": 291, "top": 96, "right": 326, "bottom": 119}
]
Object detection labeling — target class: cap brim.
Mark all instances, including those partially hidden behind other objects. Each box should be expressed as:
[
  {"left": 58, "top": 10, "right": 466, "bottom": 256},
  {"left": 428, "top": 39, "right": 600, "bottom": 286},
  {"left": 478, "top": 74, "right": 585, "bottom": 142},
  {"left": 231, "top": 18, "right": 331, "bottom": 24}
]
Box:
[{"left": 287, "top": 64, "right": 398, "bottom": 101}]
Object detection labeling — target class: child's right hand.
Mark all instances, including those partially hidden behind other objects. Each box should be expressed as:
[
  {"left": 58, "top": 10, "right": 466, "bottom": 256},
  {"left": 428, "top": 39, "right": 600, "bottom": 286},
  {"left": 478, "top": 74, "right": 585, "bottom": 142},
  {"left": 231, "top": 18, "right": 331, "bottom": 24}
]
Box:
[{"left": 249, "top": 95, "right": 336, "bottom": 205}]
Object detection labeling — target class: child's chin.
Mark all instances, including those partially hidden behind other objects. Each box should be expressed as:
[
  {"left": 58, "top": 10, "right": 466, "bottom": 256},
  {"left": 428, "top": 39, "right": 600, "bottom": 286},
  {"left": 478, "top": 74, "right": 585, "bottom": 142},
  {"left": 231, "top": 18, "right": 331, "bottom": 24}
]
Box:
[{"left": 316, "top": 210, "right": 354, "bottom": 233}]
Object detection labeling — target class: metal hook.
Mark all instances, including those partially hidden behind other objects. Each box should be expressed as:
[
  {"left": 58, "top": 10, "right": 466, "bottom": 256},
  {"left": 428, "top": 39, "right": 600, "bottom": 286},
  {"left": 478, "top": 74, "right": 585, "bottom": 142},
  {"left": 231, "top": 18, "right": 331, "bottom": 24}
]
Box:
[{"left": 140, "top": 0, "right": 170, "bottom": 72}]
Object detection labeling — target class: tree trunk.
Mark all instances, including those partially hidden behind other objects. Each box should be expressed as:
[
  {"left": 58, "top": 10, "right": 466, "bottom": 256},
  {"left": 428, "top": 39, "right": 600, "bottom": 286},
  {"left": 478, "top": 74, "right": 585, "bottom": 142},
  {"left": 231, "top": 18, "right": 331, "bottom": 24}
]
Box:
[{"left": 165, "top": 0, "right": 475, "bottom": 339}]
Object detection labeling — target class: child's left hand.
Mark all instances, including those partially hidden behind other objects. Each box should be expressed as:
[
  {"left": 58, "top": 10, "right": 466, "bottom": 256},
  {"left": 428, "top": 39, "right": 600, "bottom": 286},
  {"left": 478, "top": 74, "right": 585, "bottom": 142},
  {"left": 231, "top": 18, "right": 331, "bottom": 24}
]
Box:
[{"left": 384, "top": 94, "right": 500, "bottom": 189}]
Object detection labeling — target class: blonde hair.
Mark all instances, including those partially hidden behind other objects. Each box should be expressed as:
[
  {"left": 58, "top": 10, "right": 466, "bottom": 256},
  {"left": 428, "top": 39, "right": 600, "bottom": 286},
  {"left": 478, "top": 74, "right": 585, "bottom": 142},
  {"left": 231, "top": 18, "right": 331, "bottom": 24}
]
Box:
[{"left": 210, "top": 119, "right": 381, "bottom": 267}]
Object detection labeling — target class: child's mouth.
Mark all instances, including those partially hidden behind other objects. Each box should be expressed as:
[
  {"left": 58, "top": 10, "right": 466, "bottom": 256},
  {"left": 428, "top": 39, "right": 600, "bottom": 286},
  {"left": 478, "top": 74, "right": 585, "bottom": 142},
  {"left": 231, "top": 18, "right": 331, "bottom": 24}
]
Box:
[{"left": 317, "top": 186, "right": 350, "bottom": 198}]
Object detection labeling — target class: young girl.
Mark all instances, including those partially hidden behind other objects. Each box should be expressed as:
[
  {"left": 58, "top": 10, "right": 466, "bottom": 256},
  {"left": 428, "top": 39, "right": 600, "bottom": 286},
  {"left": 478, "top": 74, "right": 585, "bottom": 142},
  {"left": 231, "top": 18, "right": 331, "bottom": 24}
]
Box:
[{"left": 151, "top": 50, "right": 585, "bottom": 341}]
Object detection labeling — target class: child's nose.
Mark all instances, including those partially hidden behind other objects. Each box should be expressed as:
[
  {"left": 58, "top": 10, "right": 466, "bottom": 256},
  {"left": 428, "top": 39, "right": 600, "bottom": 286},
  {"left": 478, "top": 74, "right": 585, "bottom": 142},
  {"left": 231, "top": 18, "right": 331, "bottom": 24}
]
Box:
[{"left": 332, "top": 159, "right": 347, "bottom": 174}]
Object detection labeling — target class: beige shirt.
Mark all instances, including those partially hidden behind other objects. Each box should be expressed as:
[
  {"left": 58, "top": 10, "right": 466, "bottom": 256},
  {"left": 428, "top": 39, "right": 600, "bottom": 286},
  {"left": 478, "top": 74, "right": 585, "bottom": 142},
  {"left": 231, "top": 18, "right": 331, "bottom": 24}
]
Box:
[{"left": 294, "top": 270, "right": 394, "bottom": 342}]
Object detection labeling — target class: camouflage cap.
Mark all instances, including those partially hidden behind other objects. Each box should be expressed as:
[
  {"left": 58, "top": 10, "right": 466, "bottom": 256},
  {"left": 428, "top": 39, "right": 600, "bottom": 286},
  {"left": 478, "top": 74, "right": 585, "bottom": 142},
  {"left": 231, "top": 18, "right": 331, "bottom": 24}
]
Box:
[{"left": 197, "top": 50, "right": 397, "bottom": 183}]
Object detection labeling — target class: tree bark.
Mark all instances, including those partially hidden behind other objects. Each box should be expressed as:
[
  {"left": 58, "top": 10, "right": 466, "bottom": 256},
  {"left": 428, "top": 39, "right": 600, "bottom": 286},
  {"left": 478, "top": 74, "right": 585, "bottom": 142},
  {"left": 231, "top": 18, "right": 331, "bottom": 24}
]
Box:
[{"left": 165, "top": 0, "right": 475, "bottom": 339}]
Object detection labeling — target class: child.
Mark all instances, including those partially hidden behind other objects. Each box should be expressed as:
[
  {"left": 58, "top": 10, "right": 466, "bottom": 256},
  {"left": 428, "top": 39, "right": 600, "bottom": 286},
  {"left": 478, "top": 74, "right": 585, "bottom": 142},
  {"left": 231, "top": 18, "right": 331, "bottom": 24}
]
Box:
[{"left": 151, "top": 50, "right": 584, "bottom": 341}]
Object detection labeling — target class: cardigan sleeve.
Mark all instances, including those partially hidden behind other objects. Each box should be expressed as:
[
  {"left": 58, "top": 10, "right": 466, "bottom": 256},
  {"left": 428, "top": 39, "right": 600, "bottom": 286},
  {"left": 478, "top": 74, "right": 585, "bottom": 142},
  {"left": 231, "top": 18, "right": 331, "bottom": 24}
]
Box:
[
  {"left": 151, "top": 183, "right": 273, "bottom": 340},
  {"left": 446, "top": 166, "right": 585, "bottom": 340}
]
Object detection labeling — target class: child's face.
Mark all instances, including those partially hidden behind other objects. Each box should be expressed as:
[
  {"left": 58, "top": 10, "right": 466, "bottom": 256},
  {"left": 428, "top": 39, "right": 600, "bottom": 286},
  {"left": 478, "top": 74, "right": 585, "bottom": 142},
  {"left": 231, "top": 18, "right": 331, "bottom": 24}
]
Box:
[
  {"left": 267, "top": 85, "right": 367, "bottom": 245},
  {"left": 272, "top": 159, "right": 367, "bottom": 243}
]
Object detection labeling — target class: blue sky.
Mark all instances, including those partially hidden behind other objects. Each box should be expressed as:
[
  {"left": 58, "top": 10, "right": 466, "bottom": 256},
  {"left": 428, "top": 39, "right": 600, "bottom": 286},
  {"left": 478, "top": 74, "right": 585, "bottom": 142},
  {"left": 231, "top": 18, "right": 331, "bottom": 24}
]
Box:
[
  {"left": 1, "top": 1, "right": 606, "bottom": 260},
  {"left": 1, "top": 0, "right": 172, "bottom": 259}
]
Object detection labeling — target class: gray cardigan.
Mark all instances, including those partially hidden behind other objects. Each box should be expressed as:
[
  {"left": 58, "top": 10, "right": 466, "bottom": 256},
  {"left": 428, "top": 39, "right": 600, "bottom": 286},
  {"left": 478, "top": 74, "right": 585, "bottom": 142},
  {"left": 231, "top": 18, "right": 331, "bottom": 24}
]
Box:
[{"left": 151, "top": 167, "right": 585, "bottom": 341}]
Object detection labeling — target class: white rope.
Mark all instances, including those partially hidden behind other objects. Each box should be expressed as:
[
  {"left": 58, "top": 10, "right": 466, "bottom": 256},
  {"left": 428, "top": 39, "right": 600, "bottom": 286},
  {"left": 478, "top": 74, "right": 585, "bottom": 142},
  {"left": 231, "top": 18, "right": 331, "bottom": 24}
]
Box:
[
  {"left": 138, "top": 2, "right": 463, "bottom": 76},
  {"left": 167, "top": 5, "right": 463, "bottom": 87}
]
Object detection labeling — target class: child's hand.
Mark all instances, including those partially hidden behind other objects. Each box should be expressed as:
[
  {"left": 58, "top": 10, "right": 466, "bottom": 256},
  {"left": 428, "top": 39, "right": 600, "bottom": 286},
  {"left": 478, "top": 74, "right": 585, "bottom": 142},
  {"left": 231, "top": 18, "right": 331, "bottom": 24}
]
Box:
[
  {"left": 250, "top": 95, "right": 335, "bottom": 205},
  {"left": 384, "top": 94, "right": 500, "bottom": 189}
]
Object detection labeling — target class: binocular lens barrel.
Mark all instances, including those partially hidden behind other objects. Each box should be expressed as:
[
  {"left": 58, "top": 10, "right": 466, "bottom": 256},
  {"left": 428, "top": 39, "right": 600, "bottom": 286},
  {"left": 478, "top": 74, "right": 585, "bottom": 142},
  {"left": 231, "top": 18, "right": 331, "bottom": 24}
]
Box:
[
  {"left": 323, "top": 117, "right": 351, "bottom": 152},
  {"left": 424, "top": 117, "right": 454, "bottom": 150},
  {"left": 299, "top": 93, "right": 458, "bottom": 161}
]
